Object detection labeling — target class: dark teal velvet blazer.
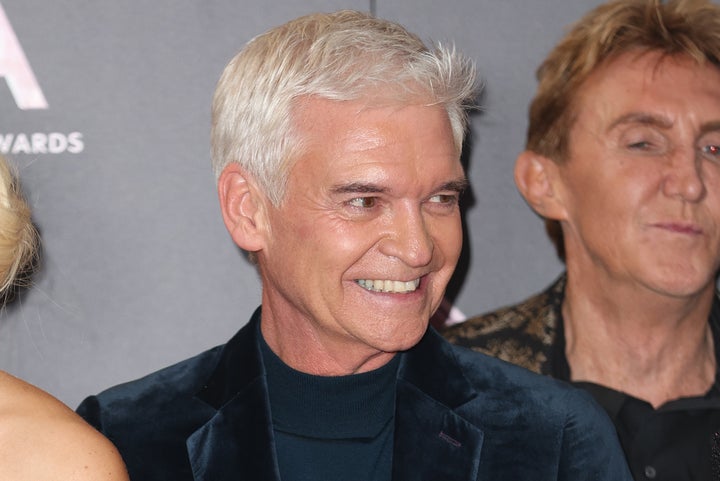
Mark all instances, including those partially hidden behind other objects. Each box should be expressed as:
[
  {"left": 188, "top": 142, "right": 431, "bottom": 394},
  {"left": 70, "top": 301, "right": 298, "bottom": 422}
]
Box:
[{"left": 77, "top": 309, "right": 632, "bottom": 481}]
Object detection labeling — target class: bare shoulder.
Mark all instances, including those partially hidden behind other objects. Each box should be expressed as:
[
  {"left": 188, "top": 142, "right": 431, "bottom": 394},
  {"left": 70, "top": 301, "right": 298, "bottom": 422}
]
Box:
[{"left": 0, "top": 371, "right": 129, "bottom": 481}]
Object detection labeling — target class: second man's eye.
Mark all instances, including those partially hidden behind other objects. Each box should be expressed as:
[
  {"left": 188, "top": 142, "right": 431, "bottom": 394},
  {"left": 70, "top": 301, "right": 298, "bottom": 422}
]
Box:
[
  {"left": 627, "top": 140, "right": 652, "bottom": 150},
  {"left": 702, "top": 144, "right": 720, "bottom": 159}
]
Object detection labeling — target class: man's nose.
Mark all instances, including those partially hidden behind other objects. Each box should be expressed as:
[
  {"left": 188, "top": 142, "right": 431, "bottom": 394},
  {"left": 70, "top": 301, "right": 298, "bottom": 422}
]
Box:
[
  {"left": 379, "top": 208, "right": 434, "bottom": 267},
  {"left": 662, "top": 149, "right": 707, "bottom": 203}
]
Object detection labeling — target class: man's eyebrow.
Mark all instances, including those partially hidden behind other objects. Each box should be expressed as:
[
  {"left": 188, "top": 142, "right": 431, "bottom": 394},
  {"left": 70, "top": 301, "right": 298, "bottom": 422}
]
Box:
[
  {"left": 330, "top": 177, "right": 469, "bottom": 195},
  {"left": 699, "top": 121, "right": 720, "bottom": 137},
  {"left": 438, "top": 178, "right": 470, "bottom": 194},
  {"left": 607, "top": 113, "right": 720, "bottom": 137},
  {"left": 331, "top": 182, "right": 388, "bottom": 195},
  {"left": 607, "top": 112, "right": 673, "bottom": 132}
]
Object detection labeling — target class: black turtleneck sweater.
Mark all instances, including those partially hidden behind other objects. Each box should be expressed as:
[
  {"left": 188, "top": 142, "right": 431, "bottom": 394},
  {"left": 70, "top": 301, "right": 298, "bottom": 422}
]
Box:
[{"left": 260, "top": 335, "right": 399, "bottom": 481}]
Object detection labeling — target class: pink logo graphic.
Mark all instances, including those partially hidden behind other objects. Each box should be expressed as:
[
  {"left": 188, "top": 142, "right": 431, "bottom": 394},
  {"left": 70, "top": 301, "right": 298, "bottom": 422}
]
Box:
[{"left": 0, "top": 3, "right": 47, "bottom": 109}]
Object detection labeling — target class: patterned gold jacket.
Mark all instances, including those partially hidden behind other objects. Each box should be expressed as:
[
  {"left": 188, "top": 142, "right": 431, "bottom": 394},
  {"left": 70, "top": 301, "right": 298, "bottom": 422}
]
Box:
[{"left": 443, "top": 274, "right": 568, "bottom": 376}]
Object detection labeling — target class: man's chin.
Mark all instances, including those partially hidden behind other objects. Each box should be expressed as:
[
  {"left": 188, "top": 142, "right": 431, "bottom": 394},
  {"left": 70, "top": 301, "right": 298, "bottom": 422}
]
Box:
[{"left": 375, "top": 323, "right": 429, "bottom": 353}]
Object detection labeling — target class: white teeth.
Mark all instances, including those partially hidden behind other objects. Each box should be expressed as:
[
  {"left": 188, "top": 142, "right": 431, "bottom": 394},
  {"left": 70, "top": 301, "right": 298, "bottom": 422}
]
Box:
[{"left": 356, "top": 278, "right": 420, "bottom": 293}]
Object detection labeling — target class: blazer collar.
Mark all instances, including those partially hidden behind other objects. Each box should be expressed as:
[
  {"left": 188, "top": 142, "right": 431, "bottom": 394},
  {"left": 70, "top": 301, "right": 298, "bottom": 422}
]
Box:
[
  {"left": 194, "top": 308, "right": 265, "bottom": 409},
  {"left": 393, "top": 327, "right": 484, "bottom": 481},
  {"left": 398, "top": 326, "right": 478, "bottom": 408},
  {"left": 187, "top": 308, "right": 281, "bottom": 481},
  {"left": 192, "top": 311, "right": 478, "bottom": 411}
]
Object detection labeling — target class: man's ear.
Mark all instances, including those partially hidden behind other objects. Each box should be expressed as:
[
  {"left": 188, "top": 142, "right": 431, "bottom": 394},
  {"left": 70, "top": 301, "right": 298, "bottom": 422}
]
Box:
[
  {"left": 218, "top": 163, "right": 268, "bottom": 252},
  {"left": 514, "top": 150, "right": 568, "bottom": 221}
]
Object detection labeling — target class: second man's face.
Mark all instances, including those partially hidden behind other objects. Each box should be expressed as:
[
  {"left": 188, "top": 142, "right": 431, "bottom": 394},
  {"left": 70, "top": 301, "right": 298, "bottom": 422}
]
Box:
[
  {"left": 257, "top": 97, "right": 465, "bottom": 372},
  {"left": 555, "top": 50, "right": 720, "bottom": 299}
]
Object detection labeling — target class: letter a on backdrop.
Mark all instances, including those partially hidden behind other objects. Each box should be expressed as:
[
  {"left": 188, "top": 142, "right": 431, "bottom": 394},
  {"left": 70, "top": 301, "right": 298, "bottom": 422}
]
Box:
[{"left": 0, "top": 2, "right": 48, "bottom": 109}]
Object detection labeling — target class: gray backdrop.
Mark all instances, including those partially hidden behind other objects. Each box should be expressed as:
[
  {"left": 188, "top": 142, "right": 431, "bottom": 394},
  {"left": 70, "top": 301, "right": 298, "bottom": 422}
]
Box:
[{"left": 0, "top": 0, "right": 604, "bottom": 408}]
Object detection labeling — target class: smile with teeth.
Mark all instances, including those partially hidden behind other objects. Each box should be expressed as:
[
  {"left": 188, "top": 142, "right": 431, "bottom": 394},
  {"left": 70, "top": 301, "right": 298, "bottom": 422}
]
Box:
[{"left": 356, "top": 278, "right": 421, "bottom": 293}]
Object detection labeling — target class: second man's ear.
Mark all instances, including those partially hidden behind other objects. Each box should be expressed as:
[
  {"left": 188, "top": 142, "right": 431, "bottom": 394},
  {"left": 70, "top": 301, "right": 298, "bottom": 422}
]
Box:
[
  {"left": 514, "top": 150, "right": 568, "bottom": 221},
  {"left": 217, "top": 163, "right": 268, "bottom": 253}
]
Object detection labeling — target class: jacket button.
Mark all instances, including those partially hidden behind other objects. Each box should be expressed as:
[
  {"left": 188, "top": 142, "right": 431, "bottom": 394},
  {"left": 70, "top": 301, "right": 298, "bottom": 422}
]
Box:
[{"left": 644, "top": 465, "right": 657, "bottom": 479}]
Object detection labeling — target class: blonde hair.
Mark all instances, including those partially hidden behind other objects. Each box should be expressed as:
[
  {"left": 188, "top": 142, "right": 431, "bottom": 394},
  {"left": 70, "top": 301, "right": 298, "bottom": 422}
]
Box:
[
  {"left": 0, "top": 156, "right": 37, "bottom": 296},
  {"left": 211, "top": 10, "right": 477, "bottom": 205},
  {"left": 528, "top": 0, "right": 720, "bottom": 162}
]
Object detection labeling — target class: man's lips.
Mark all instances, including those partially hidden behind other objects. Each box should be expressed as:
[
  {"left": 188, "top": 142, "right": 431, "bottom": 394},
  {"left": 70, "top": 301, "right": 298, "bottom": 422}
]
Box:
[{"left": 652, "top": 222, "right": 703, "bottom": 235}]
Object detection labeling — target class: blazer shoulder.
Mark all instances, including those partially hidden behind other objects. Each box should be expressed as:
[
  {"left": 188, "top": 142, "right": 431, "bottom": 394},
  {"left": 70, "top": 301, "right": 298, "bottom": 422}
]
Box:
[
  {"left": 101, "top": 343, "right": 222, "bottom": 398},
  {"left": 451, "top": 343, "right": 603, "bottom": 424},
  {"left": 75, "top": 344, "right": 228, "bottom": 481},
  {"left": 77, "top": 343, "right": 224, "bottom": 427},
  {"left": 449, "top": 345, "right": 631, "bottom": 480}
]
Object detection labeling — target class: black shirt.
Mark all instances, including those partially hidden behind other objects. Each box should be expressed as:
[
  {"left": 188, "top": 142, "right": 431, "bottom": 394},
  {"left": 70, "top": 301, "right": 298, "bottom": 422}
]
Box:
[{"left": 553, "top": 302, "right": 720, "bottom": 481}]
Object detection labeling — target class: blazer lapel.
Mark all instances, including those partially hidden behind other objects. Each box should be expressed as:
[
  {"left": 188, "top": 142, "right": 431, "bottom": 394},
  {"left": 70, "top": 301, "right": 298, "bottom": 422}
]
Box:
[
  {"left": 186, "top": 309, "right": 281, "bottom": 481},
  {"left": 393, "top": 328, "right": 484, "bottom": 481},
  {"left": 186, "top": 378, "right": 280, "bottom": 481}
]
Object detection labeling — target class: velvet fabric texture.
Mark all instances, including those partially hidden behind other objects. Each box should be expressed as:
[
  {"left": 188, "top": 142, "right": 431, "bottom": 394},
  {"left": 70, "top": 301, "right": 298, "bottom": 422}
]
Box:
[{"left": 77, "top": 308, "right": 632, "bottom": 480}]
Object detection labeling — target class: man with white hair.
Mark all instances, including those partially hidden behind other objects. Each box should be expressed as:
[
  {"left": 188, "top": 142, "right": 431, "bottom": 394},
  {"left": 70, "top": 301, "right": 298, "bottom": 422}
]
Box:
[{"left": 78, "top": 11, "right": 630, "bottom": 480}]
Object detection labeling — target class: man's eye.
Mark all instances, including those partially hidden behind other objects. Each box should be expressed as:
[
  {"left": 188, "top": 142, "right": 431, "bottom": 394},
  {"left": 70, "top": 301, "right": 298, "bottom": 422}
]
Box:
[
  {"left": 627, "top": 141, "right": 652, "bottom": 150},
  {"left": 348, "top": 197, "right": 377, "bottom": 208},
  {"left": 428, "top": 194, "right": 458, "bottom": 205},
  {"left": 702, "top": 144, "right": 720, "bottom": 159}
]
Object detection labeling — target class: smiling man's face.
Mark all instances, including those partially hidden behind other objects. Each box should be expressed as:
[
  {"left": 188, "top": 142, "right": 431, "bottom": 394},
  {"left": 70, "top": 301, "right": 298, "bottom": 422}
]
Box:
[{"left": 256, "top": 97, "right": 465, "bottom": 373}]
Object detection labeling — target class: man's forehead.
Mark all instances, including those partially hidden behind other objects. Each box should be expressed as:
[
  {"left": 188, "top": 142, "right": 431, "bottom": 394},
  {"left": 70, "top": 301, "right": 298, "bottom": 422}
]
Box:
[{"left": 572, "top": 51, "right": 720, "bottom": 128}]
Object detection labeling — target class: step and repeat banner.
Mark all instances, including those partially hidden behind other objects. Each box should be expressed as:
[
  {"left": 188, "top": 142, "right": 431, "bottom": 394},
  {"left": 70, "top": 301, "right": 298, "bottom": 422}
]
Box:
[{"left": 0, "top": 0, "right": 601, "bottom": 407}]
